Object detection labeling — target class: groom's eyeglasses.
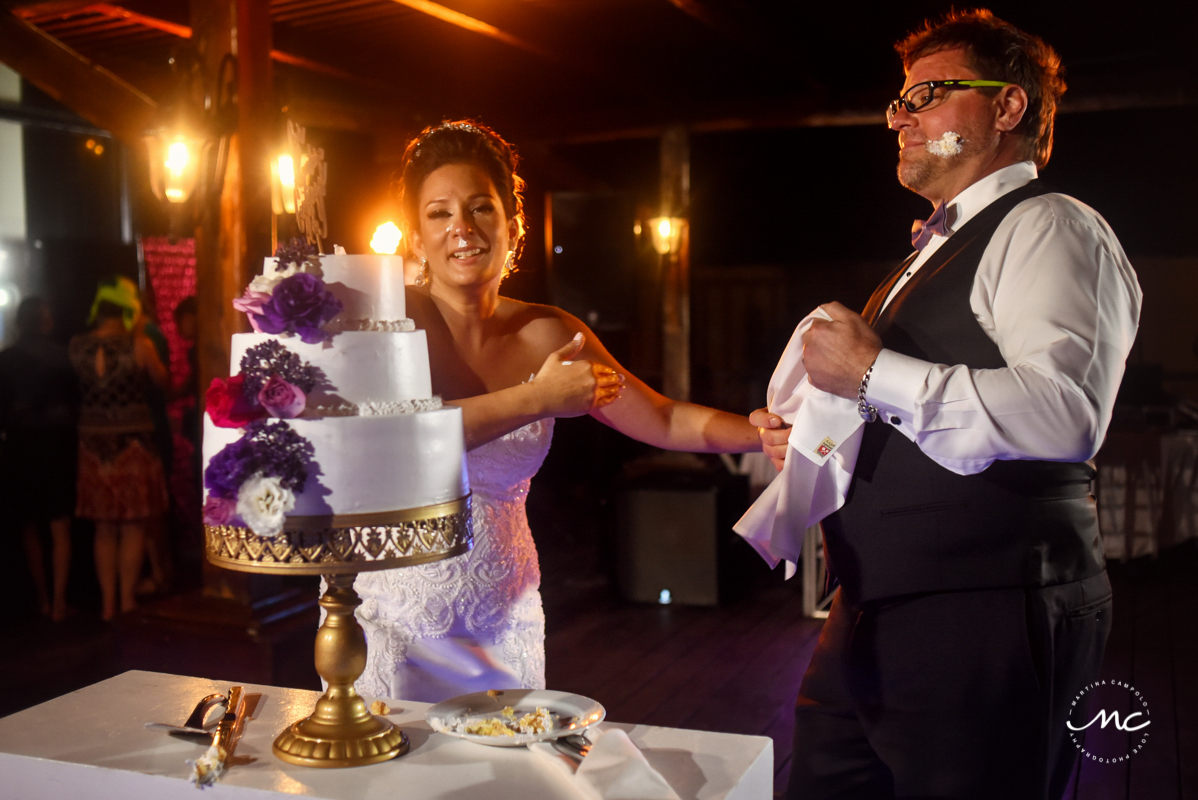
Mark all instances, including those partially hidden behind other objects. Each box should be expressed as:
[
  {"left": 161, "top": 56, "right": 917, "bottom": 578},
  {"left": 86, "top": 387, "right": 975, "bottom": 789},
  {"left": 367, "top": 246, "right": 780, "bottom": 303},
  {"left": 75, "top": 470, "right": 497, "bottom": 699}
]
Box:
[{"left": 886, "top": 79, "right": 1011, "bottom": 123}]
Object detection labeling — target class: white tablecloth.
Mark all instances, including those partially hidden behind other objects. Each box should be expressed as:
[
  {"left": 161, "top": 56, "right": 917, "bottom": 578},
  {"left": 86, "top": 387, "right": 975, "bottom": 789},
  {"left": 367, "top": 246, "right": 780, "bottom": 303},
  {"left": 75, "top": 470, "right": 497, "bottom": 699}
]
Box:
[{"left": 0, "top": 671, "right": 772, "bottom": 800}]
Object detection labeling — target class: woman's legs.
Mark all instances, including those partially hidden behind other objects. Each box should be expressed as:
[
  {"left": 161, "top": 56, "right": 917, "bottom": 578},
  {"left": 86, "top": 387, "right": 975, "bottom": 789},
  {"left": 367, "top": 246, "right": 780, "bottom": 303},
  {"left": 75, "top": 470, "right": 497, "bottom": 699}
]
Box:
[
  {"left": 21, "top": 521, "right": 50, "bottom": 616},
  {"left": 49, "top": 516, "right": 72, "bottom": 621},
  {"left": 118, "top": 521, "right": 146, "bottom": 614},
  {"left": 94, "top": 521, "right": 119, "bottom": 620}
]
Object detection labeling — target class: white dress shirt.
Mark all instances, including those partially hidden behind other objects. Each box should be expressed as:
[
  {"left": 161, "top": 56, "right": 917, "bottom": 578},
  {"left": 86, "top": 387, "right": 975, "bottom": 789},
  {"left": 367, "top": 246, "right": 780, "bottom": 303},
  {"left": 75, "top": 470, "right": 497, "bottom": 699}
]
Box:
[{"left": 865, "top": 161, "right": 1143, "bottom": 475}]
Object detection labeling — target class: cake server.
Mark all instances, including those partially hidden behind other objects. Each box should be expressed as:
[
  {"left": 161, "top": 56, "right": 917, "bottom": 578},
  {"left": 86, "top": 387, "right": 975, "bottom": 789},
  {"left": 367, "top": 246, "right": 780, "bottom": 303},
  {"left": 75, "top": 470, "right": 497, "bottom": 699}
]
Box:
[{"left": 144, "top": 693, "right": 227, "bottom": 740}]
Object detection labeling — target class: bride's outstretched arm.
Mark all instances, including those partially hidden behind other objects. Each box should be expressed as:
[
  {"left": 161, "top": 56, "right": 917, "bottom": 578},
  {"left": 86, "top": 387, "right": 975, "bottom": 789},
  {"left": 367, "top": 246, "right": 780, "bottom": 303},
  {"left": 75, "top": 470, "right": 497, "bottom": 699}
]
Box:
[
  {"left": 569, "top": 324, "right": 759, "bottom": 454},
  {"left": 448, "top": 334, "right": 623, "bottom": 450},
  {"left": 592, "top": 372, "right": 760, "bottom": 454}
]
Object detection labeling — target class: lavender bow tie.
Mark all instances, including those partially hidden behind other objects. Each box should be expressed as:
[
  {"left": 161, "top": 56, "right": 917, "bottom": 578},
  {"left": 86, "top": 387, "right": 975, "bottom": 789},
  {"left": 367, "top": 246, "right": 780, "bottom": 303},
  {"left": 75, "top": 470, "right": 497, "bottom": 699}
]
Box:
[{"left": 911, "top": 201, "right": 949, "bottom": 251}]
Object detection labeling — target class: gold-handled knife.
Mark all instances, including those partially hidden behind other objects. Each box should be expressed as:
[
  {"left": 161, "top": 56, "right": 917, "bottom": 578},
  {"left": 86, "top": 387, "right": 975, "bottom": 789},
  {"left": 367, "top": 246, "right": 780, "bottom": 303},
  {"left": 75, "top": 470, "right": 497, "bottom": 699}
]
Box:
[
  {"left": 214, "top": 686, "right": 246, "bottom": 756},
  {"left": 187, "top": 686, "right": 247, "bottom": 788}
]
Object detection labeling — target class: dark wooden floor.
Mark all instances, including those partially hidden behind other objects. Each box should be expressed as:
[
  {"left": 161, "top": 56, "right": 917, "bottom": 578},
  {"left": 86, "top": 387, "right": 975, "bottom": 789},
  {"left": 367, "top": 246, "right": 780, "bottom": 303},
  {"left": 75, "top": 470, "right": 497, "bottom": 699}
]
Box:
[
  {"left": 543, "top": 574, "right": 821, "bottom": 796},
  {"left": 3, "top": 518, "right": 1195, "bottom": 798}
]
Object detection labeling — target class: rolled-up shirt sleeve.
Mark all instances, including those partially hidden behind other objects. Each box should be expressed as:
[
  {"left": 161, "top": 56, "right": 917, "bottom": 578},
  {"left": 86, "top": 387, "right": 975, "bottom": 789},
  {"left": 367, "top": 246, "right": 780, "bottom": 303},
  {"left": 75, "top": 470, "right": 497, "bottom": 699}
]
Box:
[{"left": 864, "top": 194, "right": 1142, "bottom": 476}]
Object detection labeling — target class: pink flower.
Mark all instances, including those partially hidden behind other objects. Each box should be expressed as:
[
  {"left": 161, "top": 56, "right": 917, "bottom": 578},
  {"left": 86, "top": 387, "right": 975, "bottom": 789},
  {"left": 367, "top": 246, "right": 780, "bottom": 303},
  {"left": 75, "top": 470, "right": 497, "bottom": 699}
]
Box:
[
  {"left": 202, "top": 495, "right": 240, "bottom": 526},
  {"left": 257, "top": 375, "right": 306, "bottom": 418},
  {"left": 206, "top": 375, "right": 266, "bottom": 428},
  {"left": 232, "top": 289, "right": 273, "bottom": 333}
]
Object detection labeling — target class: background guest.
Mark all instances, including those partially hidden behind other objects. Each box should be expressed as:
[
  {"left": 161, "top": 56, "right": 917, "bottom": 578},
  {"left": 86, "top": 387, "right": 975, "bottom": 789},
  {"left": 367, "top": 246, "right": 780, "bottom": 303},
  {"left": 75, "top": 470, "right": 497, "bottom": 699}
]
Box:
[
  {"left": 70, "top": 277, "right": 170, "bottom": 620},
  {"left": 135, "top": 287, "right": 174, "bottom": 596},
  {"left": 0, "top": 297, "right": 78, "bottom": 621}
]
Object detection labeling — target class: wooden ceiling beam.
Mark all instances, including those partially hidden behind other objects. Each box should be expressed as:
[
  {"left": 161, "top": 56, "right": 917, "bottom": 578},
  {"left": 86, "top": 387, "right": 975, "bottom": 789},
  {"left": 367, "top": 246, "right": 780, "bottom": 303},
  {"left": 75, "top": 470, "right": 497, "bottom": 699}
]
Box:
[
  {"left": 0, "top": 8, "right": 157, "bottom": 144},
  {"left": 82, "top": 3, "right": 191, "bottom": 38},
  {"left": 270, "top": 49, "right": 390, "bottom": 90},
  {"left": 273, "top": 0, "right": 382, "bottom": 26},
  {"left": 16, "top": 3, "right": 393, "bottom": 91},
  {"left": 11, "top": 0, "right": 96, "bottom": 20},
  {"left": 384, "top": 0, "right": 563, "bottom": 63}
]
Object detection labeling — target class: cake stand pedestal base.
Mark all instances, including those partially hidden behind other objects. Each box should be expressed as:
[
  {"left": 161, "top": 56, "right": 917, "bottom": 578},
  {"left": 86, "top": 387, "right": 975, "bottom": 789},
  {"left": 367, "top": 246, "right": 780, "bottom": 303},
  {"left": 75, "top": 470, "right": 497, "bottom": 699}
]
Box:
[{"left": 270, "top": 574, "right": 405, "bottom": 768}]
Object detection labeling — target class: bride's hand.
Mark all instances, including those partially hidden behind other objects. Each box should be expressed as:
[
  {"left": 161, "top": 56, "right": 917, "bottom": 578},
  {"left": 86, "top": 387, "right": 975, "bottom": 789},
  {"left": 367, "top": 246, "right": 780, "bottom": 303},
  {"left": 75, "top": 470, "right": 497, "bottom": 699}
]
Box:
[{"left": 531, "top": 333, "right": 624, "bottom": 417}]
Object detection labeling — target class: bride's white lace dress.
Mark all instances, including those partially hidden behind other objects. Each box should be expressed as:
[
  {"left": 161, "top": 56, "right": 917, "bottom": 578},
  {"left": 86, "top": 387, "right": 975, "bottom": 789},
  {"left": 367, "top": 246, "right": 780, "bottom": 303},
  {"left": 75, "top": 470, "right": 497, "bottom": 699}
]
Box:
[{"left": 352, "top": 418, "right": 553, "bottom": 702}]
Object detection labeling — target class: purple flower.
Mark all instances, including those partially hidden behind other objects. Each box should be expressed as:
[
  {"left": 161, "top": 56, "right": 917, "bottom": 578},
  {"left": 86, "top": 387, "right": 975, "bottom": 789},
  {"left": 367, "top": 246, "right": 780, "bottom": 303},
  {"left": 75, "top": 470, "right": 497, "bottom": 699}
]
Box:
[
  {"left": 258, "top": 375, "right": 306, "bottom": 418},
  {"left": 257, "top": 273, "right": 343, "bottom": 343},
  {"left": 238, "top": 340, "right": 323, "bottom": 397},
  {"left": 245, "top": 419, "right": 314, "bottom": 492},
  {"left": 274, "top": 237, "right": 319, "bottom": 270},
  {"left": 204, "top": 437, "right": 258, "bottom": 499},
  {"left": 202, "top": 495, "right": 240, "bottom": 526}
]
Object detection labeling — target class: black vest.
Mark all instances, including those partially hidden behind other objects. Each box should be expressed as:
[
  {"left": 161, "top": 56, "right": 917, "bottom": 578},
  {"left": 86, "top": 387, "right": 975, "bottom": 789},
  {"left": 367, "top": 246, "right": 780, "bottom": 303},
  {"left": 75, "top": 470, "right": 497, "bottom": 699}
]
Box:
[{"left": 823, "top": 180, "right": 1106, "bottom": 606}]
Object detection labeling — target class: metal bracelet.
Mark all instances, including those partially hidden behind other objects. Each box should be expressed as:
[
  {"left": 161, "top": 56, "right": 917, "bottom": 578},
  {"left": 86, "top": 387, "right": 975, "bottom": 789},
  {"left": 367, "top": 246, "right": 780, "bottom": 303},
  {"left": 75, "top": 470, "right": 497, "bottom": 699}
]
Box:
[{"left": 858, "top": 361, "right": 878, "bottom": 423}]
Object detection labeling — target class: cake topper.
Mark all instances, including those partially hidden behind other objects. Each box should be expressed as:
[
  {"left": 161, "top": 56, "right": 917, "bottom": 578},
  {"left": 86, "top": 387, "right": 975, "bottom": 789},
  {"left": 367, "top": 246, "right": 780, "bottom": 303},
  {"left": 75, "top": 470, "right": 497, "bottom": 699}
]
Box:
[{"left": 288, "top": 120, "right": 329, "bottom": 252}]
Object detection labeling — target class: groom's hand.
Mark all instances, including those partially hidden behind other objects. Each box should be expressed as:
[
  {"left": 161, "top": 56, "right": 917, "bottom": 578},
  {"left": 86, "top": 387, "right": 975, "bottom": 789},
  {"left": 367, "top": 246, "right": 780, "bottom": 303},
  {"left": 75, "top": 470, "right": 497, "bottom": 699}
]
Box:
[
  {"left": 802, "top": 302, "right": 883, "bottom": 400},
  {"left": 750, "top": 408, "right": 790, "bottom": 472}
]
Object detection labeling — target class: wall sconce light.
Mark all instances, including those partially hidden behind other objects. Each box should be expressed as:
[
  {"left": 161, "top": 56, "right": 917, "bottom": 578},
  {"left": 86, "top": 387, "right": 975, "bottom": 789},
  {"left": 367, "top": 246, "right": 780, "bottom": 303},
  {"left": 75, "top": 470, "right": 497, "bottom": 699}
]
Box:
[
  {"left": 370, "top": 222, "right": 402, "bottom": 255},
  {"left": 144, "top": 51, "right": 237, "bottom": 226},
  {"left": 648, "top": 216, "right": 685, "bottom": 256},
  {"left": 146, "top": 133, "right": 205, "bottom": 204}
]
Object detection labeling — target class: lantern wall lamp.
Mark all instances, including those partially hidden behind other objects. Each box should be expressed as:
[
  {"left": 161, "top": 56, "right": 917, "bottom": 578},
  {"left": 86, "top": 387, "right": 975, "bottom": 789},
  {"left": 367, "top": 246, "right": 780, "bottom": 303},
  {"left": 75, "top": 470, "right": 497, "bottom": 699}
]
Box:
[{"left": 145, "top": 49, "right": 238, "bottom": 228}]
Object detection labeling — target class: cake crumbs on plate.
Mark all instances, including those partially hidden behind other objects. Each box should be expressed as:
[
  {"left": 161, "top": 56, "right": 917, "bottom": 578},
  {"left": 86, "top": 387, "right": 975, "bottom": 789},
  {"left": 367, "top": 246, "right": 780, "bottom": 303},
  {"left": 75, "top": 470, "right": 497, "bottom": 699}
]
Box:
[{"left": 437, "top": 706, "right": 555, "bottom": 738}]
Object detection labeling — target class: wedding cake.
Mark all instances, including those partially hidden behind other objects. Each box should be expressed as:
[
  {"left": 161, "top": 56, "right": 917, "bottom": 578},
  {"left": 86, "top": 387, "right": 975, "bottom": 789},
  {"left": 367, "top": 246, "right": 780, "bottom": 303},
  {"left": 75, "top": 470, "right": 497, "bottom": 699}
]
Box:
[{"left": 201, "top": 245, "right": 471, "bottom": 573}]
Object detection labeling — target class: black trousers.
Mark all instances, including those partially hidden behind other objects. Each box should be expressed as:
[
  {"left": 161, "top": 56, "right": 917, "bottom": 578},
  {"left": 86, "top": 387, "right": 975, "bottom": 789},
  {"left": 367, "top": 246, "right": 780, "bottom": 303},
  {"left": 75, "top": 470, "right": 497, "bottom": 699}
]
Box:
[{"left": 787, "top": 572, "right": 1112, "bottom": 800}]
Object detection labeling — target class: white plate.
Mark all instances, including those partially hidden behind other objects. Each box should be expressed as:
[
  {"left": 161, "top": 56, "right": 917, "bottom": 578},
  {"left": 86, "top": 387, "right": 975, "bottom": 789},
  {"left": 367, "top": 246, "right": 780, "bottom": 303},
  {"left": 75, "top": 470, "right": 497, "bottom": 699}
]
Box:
[{"left": 425, "top": 689, "right": 605, "bottom": 747}]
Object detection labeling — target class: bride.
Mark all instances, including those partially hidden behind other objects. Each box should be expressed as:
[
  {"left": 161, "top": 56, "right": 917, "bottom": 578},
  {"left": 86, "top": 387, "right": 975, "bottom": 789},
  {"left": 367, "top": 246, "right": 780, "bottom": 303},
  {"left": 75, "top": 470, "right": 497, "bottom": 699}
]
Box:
[{"left": 353, "top": 121, "right": 760, "bottom": 702}]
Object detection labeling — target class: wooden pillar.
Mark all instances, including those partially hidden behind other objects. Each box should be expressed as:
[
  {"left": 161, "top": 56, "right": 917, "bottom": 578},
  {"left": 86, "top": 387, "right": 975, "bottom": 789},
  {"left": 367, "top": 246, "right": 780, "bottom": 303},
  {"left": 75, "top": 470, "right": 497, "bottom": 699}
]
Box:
[
  {"left": 188, "top": 0, "right": 283, "bottom": 607},
  {"left": 237, "top": 0, "right": 274, "bottom": 272},
  {"left": 660, "top": 125, "right": 690, "bottom": 402},
  {"left": 190, "top": 0, "right": 272, "bottom": 396}
]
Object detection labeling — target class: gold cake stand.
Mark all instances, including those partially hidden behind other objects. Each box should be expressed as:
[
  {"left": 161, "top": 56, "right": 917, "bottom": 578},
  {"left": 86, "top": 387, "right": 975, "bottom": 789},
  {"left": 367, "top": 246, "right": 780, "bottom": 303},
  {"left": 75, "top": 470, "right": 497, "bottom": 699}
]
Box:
[{"left": 205, "top": 495, "right": 472, "bottom": 768}]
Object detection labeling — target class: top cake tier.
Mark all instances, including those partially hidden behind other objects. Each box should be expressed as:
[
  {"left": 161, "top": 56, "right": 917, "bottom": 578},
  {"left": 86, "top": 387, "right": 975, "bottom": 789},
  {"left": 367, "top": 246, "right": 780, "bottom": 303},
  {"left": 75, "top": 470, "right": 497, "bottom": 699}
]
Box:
[{"left": 263, "top": 254, "right": 407, "bottom": 327}]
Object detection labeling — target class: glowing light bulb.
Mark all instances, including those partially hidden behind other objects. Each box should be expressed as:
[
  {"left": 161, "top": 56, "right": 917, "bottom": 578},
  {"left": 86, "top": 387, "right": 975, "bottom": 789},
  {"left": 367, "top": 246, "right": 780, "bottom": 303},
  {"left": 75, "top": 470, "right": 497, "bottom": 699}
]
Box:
[
  {"left": 164, "top": 139, "right": 193, "bottom": 202},
  {"left": 166, "top": 140, "right": 190, "bottom": 174},
  {"left": 371, "top": 222, "right": 402, "bottom": 255},
  {"left": 277, "top": 154, "right": 295, "bottom": 187}
]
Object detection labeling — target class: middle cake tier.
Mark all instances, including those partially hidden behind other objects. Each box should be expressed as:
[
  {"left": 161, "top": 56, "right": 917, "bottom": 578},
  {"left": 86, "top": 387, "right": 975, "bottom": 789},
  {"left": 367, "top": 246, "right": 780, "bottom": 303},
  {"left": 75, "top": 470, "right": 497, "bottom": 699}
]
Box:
[{"left": 231, "top": 330, "right": 433, "bottom": 406}]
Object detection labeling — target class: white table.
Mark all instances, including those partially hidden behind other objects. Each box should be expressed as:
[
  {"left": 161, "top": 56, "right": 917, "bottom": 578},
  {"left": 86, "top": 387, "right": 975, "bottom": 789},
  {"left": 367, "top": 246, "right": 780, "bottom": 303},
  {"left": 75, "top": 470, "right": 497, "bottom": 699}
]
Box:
[{"left": 0, "top": 671, "right": 772, "bottom": 799}]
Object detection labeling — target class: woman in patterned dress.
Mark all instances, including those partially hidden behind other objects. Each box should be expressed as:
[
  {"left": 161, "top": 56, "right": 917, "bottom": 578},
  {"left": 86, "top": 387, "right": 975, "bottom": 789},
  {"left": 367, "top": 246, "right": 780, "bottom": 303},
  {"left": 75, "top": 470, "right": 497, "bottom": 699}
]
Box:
[{"left": 70, "top": 277, "right": 170, "bottom": 620}]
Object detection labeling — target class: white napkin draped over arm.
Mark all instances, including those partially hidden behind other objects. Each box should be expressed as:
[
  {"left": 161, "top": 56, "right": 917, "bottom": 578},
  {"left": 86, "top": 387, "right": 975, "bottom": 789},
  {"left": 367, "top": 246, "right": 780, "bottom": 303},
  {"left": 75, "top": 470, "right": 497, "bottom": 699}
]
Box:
[{"left": 733, "top": 308, "right": 865, "bottom": 577}]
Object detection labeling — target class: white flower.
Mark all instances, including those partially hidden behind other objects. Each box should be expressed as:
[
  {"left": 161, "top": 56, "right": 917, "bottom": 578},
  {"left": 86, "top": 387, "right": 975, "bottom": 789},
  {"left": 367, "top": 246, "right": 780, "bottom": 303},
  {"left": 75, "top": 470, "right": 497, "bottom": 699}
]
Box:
[
  {"left": 247, "top": 272, "right": 283, "bottom": 294},
  {"left": 236, "top": 472, "right": 295, "bottom": 537}
]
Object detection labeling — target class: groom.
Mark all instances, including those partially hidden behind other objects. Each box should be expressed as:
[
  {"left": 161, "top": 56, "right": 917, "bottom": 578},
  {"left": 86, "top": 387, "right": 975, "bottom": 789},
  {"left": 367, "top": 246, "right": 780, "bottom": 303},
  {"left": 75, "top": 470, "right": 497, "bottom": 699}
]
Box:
[{"left": 752, "top": 10, "right": 1141, "bottom": 799}]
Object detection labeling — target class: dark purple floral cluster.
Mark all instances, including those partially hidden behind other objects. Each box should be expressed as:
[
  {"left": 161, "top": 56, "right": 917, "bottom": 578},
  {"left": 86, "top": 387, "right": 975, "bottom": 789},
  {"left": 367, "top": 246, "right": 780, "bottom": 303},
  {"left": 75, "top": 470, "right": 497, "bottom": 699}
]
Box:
[
  {"left": 256, "top": 273, "right": 344, "bottom": 344},
  {"left": 204, "top": 419, "right": 315, "bottom": 500},
  {"left": 238, "top": 340, "right": 324, "bottom": 399},
  {"left": 274, "top": 237, "right": 319, "bottom": 270}
]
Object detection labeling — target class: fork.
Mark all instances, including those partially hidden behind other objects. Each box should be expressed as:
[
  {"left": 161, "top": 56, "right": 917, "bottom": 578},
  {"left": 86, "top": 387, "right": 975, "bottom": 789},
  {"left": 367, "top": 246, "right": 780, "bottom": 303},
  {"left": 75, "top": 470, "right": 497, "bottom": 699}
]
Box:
[{"left": 557, "top": 735, "right": 592, "bottom": 758}]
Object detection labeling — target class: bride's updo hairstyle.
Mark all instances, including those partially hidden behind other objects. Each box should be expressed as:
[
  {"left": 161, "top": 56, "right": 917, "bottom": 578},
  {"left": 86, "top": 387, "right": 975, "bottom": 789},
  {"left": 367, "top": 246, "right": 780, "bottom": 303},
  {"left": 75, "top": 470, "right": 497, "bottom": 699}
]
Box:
[{"left": 398, "top": 120, "right": 527, "bottom": 271}]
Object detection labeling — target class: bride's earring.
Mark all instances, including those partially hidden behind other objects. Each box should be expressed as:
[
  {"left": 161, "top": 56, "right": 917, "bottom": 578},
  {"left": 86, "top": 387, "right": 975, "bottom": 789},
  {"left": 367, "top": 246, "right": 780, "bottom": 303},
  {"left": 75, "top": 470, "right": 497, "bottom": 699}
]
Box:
[
  {"left": 415, "top": 257, "right": 430, "bottom": 287},
  {"left": 501, "top": 250, "right": 515, "bottom": 279}
]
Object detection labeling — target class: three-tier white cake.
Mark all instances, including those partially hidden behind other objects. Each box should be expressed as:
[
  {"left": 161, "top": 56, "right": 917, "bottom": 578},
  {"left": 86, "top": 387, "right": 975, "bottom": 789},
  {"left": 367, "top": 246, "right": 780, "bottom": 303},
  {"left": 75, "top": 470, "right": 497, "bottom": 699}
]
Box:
[{"left": 202, "top": 253, "right": 471, "bottom": 573}]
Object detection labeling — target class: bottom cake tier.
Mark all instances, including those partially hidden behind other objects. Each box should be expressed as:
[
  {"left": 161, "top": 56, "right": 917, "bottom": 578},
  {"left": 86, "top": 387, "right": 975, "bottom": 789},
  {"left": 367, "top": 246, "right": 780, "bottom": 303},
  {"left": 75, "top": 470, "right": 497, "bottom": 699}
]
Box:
[{"left": 202, "top": 406, "right": 468, "bottom": 516}]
